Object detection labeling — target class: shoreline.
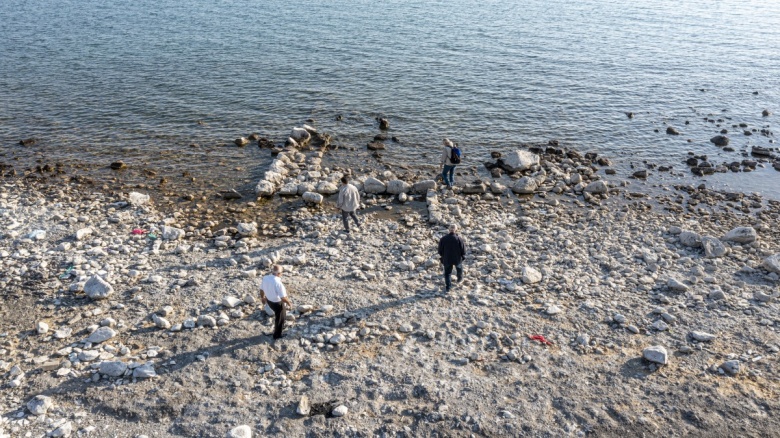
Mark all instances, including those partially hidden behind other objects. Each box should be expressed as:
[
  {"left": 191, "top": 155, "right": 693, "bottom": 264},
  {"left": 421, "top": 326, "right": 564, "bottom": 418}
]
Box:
[{"left": 1, "top": 147, "right": 779, "bottom": 436}]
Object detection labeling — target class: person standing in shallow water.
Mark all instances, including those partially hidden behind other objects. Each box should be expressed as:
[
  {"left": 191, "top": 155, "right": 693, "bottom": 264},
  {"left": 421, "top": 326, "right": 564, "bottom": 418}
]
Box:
[
  {"left": 260, "top": 265, "right": 292, "bottom": 340},
  {"left": 337, "top": 175, "right": 361, "bottom": 233},
  {"left": 438, "top": 224, "right": 466, "bottom": 292},
  {"left": 440, "top": 138, "right": 458, "bottom": 188}
]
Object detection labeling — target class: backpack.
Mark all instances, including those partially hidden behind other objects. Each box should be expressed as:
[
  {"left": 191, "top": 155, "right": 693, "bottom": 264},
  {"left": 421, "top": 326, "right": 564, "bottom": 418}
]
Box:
[{"left": 450, "top": 146, "right": 462, "bottom": 164}]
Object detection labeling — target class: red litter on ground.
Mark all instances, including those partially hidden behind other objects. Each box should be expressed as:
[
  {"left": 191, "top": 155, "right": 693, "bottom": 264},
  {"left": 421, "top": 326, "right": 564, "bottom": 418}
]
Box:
[
  {"left": 131, "top": 229, "right": 147, "bottom": 235},
  {"left": 528, "top": 334, "right": 553, "bottom": 346}
]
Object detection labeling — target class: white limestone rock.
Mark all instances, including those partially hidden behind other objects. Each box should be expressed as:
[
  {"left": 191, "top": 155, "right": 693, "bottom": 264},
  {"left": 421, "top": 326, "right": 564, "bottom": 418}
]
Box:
[
  {"left": 511, "top": 177, "right": 538, "bottom": 194},
  {"left": 128, "top": 192, "right": 150, "bottom": 206},
  {"left": 132, "top": 362, "right": 157, "bottom": 378},
  {"left": 26, "top": 395, "right": 53, "bottom": 415},
  {"left": 302, "top": 191, "right": 324, "bottom": 204},
  {"left": 363, "top": 177, "right": 387, "bottom": 194},
  {"left": 584, "top": 180, "right": 609, "bottom": 194},
  {"left": 237, "top": 222, "right": 258, "bottom": 236},
  {"left": 679, "top": 230, "right": 702, "bottom": 248},
  {"left": 161, "top": 225, "right": 185, "bottom": 240},
  {"left": 222, "top": 296, "right": 242, "bottom": 308},
  {"left": 84, "top": 275, "right": 114, "bottom": 300},
  {"left": 99, "top": 361, "right": 128, "bottom": 377},
  {"left": 521, "top": 266, "right": 542, "bottom": 284},
  {"left": 723, "top": 226, "right": 757, "bottom": 244},
  {"left": 502, "top": 150, "right": 540, "bottom": 172},
  {"left": 667, "top": 278, "right": 689, "bottom": 292},
  {"left": 316, "top": 181, "right": 339, "bottom": 195},
  {"left": 85, "top": 327, "right": 117, "bottom": 344},
  {"left": 227, "top": 425, "right": 252, "bottom": 438},
  {"left": 701, "top": 236, "right": 727, "bottom": 258},
  {"left": 412, "top": 180, "right": 436, "bottom": 194},
  {"left": 643, "top": 346, "right": 668, "bottom": 365},
  {"left": 761, "top": 254, "right": 780, "bottom": 274},
  {"left": 386, "top": 179, "right": 411, "bottom": 195},
  {"left": 75, "top": 227, "right": 93, "bottom": 240},
  {"left": 690, "top": 331, "right": 716, "bottom": 342},
  {"left": 332, "top": 405, "right": 349, "bottom": 417},
  {"left": 255, "top": 180, "right": 276, "bottom": 197},
  {"left": 290, "top": 127, "right": 311, "bottom": 145}
]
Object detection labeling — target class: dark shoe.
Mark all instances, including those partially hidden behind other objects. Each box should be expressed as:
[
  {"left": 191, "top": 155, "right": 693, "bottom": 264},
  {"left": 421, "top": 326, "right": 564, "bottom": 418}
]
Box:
[
  {"left": 273, "top": 334, "right": 286, "bottom": 340},
  {"left": 456, "top": 277, "right": 463, "bottom": 283}
]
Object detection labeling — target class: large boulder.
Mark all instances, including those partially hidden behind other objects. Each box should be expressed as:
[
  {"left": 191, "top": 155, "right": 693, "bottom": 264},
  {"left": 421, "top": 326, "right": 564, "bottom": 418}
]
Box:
[
  {"left": 710, "top": 135, "right": 730, "bottom": 147},
  {"left": 679, "top": 230, "right": 702, "bottom": 248},
  {"left": 302, "top": 192, "right": 323, "bottom": 204},
  {"left": 363, "top": 177, "right": 386, "bottom": 194},
  {"left": 412, "top": 180, "right": 436, "bottom": 194},
  {"left": 99, "top": 361, "right": 128, "bottom": 377},
  {"left": 723, "top": 227, "right": 757, "bottom": 244},
  {"left": 762, "top": 254, "right": 780, "bottom": 274},
  {"left": 315, "top": 181, "right": 339, "bottom": 195},
  {"left": 701, "top": 236, "right": 727, "bottom": 258},
  {"left": 584, "top": 180, "right": 608, "bottom": 194},
  {"left": 255, "top": 180, "right": 275, "bottom": 197},
  {"left": 161, "top": 225, "right": 185, "bottom": 240},
  {"left": 502, "top": 150, "right": 540, "bottom": 172},
  {"left": 386, "top": 180, "right": 410, "bottom": 195},
  {"left": 511, "top": 177, "right": 538, "bottom": 194},
  {"left": 290, "top": 127, "right": 311, "bottom": 145},
  {"left": 84, "top": 275, "right": 114, "bottom": 300}
]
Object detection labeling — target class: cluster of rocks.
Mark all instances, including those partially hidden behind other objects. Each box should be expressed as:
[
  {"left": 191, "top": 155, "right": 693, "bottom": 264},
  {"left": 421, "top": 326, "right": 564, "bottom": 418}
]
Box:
[{"left": 2, "top": 154, "right": 780, "bottom": 436}]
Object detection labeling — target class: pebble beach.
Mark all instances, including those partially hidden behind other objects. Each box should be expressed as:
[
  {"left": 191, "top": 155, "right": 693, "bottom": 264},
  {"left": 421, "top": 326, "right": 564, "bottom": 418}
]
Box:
[{"left": 1, "top": 136, "right": 779, "bottom": 437}]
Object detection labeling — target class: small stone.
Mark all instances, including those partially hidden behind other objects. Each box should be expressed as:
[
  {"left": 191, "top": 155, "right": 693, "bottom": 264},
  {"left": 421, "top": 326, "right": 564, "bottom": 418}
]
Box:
[
  {"left": 197, "top": 315, "right": 217, "bottom": 328},
  {"left": 152, "top": 314, "right": 171, "bottom": 330},
  {"left": 667, "top": 278, "right": 689, "bottom": 292},
  {"left": 720, "top": 360, "right": 741, "bottom": 375},
  {"left": 84, "top": 275, "right": 114, "bottom": 300},
  {"left": 85, "top": 327, "right": 117, "bottom": 344},
  {"left": 75, "top": 227, "right": 93, "bottom": 240},
  {"left": 545, "top": 305, "right": 562, "bottom": 315},
  {"left": 613, "top": 314, "right": 626, "bottom": 324},
  {"left": 226, "top": 425, "right": 252, "bottom": 438},
  {"left": 222, "top": 296, "right": 242, "bottom": 308},
  {"left": 522, "top": 266, "right": 542, "bottom": 284},
  {"left": 99, "top": 361, "right": 128, "bottom": 377},
  {"left": 643, "top": 346, "right": 668, "bottom": 365},
  {"left": 398, "top": 324, "right": 413, "bottom": 333},
  {"left": 650, "top": 320, "right": 669, "bottom": 331},
  {"left": 296, "top": 395, "right": 310, "bottom": 416},
  {"left": 332, "top": 405, "right": 348, "bottom": 417},
  {"left": 132, "top": 362, "right": 157, "bottom": 378},
  {"left": 36, "top": 321, "right": 49, "bottom": 334},
  {"left": 723, "top": 227, "right": 757, "bottom": 244},
  {"left": 690, "top": 331, "right": 716, "bottom": 342},
  {"left": 50, "top": 421, "right": 73, "bottom": 437}
]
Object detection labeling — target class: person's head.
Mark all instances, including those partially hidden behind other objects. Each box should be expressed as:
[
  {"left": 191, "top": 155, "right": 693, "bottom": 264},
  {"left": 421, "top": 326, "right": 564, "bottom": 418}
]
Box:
[
  {"left": 341, "top": 175, "right": 350, "bottom": 185},
  {"left": 272, "top": 264, "right": 284, "bottom": 276},
  {"left": 443, "top": 138, "right": 454, "bottom": 148},
  {"left": 448, "top": 223, "right": 458, "bottom": 234}
]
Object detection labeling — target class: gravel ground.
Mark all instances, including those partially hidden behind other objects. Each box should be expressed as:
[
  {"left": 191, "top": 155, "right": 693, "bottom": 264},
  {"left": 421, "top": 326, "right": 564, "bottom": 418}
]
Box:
[{"left": 1, "top": 148, "right": 779, "bottom": 438}]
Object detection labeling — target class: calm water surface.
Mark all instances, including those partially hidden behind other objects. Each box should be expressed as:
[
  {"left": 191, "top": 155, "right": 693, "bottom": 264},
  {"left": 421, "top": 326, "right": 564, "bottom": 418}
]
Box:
[{"left": 1, "top": 0, "right": 779, "bottom": 197}]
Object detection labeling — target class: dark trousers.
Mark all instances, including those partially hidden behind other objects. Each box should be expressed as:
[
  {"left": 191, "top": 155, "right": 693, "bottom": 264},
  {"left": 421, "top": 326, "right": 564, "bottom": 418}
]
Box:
[
  {"left": 442, "top": 165, "right": 456, "bottom": 187},
  {"left": 341, "top": 209, "right": 360, "bottom": 231},
  {"left": 267, "top": 300, "right": 286, "bottom": 339},
  {"left": 443, "top": 263, "right": 463, "bottom": 290}
]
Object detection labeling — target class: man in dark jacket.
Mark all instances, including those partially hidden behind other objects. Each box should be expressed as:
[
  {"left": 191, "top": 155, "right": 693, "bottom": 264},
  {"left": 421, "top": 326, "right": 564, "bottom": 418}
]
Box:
[{"left": 438, "top": 224, "right": 466, "bottom": 292}]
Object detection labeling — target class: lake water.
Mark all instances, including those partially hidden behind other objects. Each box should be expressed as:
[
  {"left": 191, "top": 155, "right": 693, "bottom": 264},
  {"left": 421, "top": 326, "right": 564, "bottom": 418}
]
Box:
[{"left": 1, "top": 0, "right": 779, "bottom": 198}]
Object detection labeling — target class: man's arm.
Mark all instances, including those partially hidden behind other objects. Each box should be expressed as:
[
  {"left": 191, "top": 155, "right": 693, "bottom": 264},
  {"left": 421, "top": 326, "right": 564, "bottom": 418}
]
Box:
[
  {"left": 259, "top": 288, "right": 267, "bottom": 304},
  {"left": 437, "top": 237, "right": 444, "bottom": 257},
  {"left": 441, "top": 147, "right": 449, "bottom": 166}
]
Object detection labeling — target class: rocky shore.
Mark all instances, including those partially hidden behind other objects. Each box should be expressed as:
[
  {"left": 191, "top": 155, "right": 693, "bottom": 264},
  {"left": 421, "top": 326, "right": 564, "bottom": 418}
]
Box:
[{"left": 1, "top": 141, "right": 780, "bottom": 437}]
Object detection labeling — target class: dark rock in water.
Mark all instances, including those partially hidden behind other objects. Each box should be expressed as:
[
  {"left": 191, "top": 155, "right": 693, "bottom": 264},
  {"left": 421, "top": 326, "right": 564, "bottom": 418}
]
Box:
[
  {"left": 566, "top": 150, "right": 582, "bottom": 160},
  {"left": 391, "top": 136, "right": 399, "bottom": 143},
  {"left": 762, "top": 109, "right": 771, "bottom": 117},
  {"left": 744, "top": 130, "right": 752, "bottom": 136},
  {"left": 597, "top": 157, "right": 612, "bottom": 166},
  {"left": 724, "top": 147, "right": 735, "bottom": 152},
  {"left": 585, "top": 152, "right": 598, "bottom": 161},
  {"left": 626, "top": 112, "right": 634, "bottom": 119},
  {"left": 686, "top": 157, "right": 698, "bottom": 166},
  {"left": 310, "top": 132, "right": 331, "bottom": 148},
  {"left": 605, "top": 168, "right": 616, "bottom": 175},
  {"left": 729, "top": 163, "right": 741, "bottom": 172},
  {"left": 378, "top": 118, "right": 389, "bottom": 130},
  {"left": 654, "top": 129, "right": 659, "bottom": 133},
  {"left": 110, "top": 161, "right": 127, "bottom": 170},
  {"left": 546, "top": 147, "right": 564, "bottom": 155},
  {"left": 220, "top": 190, "right": 242, "bottom": 200},
  {"left": 685, "top": 120, "right": 690, "bottom": 125},
  {"left": 270, "top": 147, "right": 284, "bottom": 155},
  {"left": 720, "top": 129, "right": 728, "bottom": 134},
  {"left": 248, "top": 133, "right": 260, "bottom": 141},
  {"left": 633, "top": 170, "right": 649, "bottom": 179},
  {"left": 491, "top": 151, "right": 502, "bottom": 159},
  {"left": 692, "top": 167, "right": 715, "bottom": 176},
  {"left": 658, "top": 166, "right": 671, "bottom": 172},
  {"left": 739, "top": 122, "right": 748, "bottom": 128},
  {"left": 19, "top": 138, "right": 36, "bottom": 147},
  {"left": 367, "top": 141, "right": 385, "bottom": 151},
  {"left": 490, "top": 168, "right": 502, "bottom": 178},
  {"left": 773, "top": 161, "right": 780, "bottom": 171},
  {"left": 751, "top": 146, "right": 773, "bottom": 156},
  {"left": 666, "top": 126, "right": 681, "bottom": 135},
  {"left": 257, "top": 138, "right": 275, "bottom": 148},
  {"left": 742, "top": 160, "right": 757, "bottom": 168},
  {"left": 548, "top": 139, "right": 560, "bottom": 147},
  {"left": 710, "top": 135, "right": 729, "bottom": 147},
  {"left": 335, "top": 114, "right": 343, "bottom": 121},
  {"left": 235, "top": 137, "right": 249, "bottom": 147},
  {"left": 373, "top": 134, "right": 387, "bottom": 141},
  {"left": 699, "top": 161, "right": 712, "bottom": 168},
  {"left": 182, "top": 194, "right": 195, "bottom": 201}
]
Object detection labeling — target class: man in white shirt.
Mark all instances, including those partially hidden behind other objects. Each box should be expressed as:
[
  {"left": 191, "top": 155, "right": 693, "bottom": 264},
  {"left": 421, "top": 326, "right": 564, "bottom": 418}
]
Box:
[
  {"left": 337, "top": 175, "right": 361, "bottom": 233},
  {"left": 260, "top": 265, "right": 292, "bottom": 340}
]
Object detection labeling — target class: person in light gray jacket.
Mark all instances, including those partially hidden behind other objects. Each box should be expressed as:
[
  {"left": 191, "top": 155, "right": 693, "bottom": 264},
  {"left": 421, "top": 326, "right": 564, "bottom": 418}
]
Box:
[{"left": 337, "top": 175, "right": 361, "bottom": 233}]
